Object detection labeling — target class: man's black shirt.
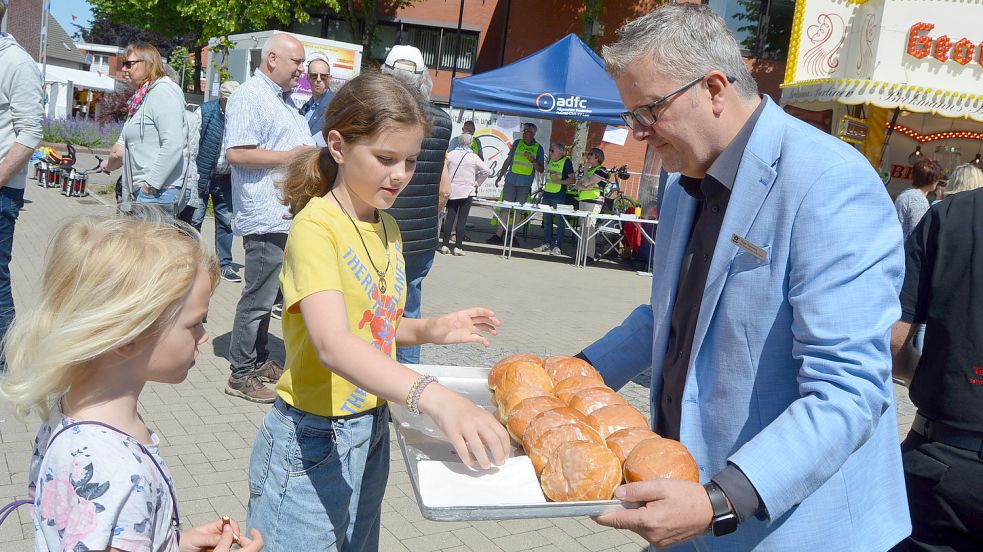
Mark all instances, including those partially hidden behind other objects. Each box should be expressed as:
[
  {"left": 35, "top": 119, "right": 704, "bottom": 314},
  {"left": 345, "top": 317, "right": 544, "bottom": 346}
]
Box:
[{"left": 901, "top": 187, "right": 983, "bottom": 432}]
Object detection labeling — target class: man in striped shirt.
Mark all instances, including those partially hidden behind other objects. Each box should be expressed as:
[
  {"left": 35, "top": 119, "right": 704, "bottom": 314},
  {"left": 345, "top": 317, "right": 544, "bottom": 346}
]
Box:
[{"left": 224, "top": 32, "right": 315, "bottom": 402}]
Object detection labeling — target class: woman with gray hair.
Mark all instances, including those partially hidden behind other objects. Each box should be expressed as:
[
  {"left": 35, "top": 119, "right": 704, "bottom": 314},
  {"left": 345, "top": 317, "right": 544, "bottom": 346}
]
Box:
[
  {"left": 943, "top": 162, "right": 983, "bottom": 195},
  {"left": 441, "top": 132, "right": 491, "bottom": 256}
]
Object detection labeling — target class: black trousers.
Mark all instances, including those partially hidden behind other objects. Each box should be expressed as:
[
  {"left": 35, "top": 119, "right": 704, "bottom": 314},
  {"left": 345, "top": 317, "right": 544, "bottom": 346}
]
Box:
[
  {"left": 891, "top": 430, "right": 983, "bottom": 551},
  {"left": 442, "top": 197, "right": 473, "bottom": 249}
]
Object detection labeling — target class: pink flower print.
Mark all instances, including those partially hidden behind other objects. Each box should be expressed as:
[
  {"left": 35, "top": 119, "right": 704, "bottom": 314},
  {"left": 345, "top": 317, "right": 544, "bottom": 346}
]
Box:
[
  {"left": 62, "top": 499, "right": 97, "bottom": 551},
  {"left": 71, "top": 458, "right": 87, "bottom": 481},
  {"left": 38, "top": 478, "right": 74, "bottom": 530}
]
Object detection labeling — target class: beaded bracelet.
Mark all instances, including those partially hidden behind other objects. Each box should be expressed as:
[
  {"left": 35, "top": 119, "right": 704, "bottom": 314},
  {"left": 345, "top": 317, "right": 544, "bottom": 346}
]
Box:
[{"left": 406, "top": 374, "right": 438, "bottom": 415}]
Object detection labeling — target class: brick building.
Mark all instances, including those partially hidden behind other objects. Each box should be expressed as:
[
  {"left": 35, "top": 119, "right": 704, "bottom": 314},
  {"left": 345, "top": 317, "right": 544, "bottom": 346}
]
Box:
[
  {"left": 290, "top": 0, "right": 792, "bottom": 178},
  {"left": 77, "top": 43, "right": 123, "bottom": 78},
  {"left": 4, "top": 0, "right": 87, "bottom": 70}
]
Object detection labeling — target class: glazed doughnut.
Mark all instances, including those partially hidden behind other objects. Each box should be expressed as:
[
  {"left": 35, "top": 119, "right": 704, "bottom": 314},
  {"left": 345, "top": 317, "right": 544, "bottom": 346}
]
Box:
[
  {"left": 506, "top": 395, "right": 566, "bottom": 442},
  {"left": 623, "top": 437, "right": 700, "bottom": 483},
  {"left": 568, "top": 387, "right": 628, "bottom": 417},
  {"left": 587, "top": 404, "right": 649, "bottom": 439},
  {"left": 540, "top": 440, "right": 621, "bottom": 502},
  {"left": 606, "top": 427, "right": 661, "bottom": 465},
  {"left": 543, "top": 356, "right": 603, "bottom": 385}
]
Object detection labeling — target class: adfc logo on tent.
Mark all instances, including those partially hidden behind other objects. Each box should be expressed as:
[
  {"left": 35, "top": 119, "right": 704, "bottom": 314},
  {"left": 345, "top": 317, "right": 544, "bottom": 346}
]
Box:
[{"left": 535, "top": 92, "right": 592, "bottom": 117}]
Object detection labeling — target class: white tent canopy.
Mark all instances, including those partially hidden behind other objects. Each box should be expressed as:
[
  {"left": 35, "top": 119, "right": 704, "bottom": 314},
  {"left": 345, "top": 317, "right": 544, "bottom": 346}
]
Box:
[{"left": 38, "top": 63, "right": 116, "bottom": 92}]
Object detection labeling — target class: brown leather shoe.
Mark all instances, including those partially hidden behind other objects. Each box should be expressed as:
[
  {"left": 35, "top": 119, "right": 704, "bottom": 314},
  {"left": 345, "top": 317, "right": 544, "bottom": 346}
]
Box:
[
  {"left": 254, "top": 360, "right": 285, "bottom": 384},
  {"left": 225, "top": 374, "right": 277, "bottom": 403}
]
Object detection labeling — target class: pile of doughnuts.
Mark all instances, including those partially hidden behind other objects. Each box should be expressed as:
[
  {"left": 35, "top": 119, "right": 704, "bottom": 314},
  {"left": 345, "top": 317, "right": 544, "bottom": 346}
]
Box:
[{"left": 488, "top": 354, "right": 699, "bottom": 502}]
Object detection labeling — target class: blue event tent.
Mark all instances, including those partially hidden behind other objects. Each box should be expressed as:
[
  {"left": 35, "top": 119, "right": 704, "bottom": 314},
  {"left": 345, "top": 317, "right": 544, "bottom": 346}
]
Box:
[{"left": 450, "top": 34, "right": 626, "bottom": 126}]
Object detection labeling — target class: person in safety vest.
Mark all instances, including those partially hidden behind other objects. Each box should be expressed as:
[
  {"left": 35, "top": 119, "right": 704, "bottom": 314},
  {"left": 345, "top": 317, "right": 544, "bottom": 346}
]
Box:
[
  {"left": 533, "top": 142, "right": 575, "bottom": 256},
  {"left": 572, "top": 147, "right": 610, "bottom": 263},
  {"left": 448, "top": 120, "right": 484, "bottom": 160},
  {"left": 487, "top": 123, "right": 544, "bottom": 244}
]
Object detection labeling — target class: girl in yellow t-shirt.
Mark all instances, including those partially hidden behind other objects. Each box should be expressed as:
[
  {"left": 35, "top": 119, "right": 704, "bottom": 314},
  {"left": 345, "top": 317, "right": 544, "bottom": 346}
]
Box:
[{"left": 245, "top": 72, "right": 510, "bottom": 551}]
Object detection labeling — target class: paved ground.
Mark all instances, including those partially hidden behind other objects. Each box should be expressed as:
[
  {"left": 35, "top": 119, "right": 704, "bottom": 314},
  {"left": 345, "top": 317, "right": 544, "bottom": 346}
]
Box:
[{"left": 0, "top": 153, "right": 915, "bottom": 551}]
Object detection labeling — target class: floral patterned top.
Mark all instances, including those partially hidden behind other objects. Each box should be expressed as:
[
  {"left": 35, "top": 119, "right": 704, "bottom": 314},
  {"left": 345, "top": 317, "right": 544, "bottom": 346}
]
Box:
[{"left": 28, "top": 405, "right": 178, "bottom": 552}]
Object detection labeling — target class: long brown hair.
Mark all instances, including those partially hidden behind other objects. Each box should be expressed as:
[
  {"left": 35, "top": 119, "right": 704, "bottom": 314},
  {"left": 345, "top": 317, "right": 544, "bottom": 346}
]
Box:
[{"left": 280, "top": 71, "right": 432, "bottom": 217}]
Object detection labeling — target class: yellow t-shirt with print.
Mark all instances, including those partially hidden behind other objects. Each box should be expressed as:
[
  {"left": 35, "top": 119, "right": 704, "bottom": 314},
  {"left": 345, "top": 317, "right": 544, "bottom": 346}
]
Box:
[{"left": 276, "top": 196, "right": 407, "bottom": 417}]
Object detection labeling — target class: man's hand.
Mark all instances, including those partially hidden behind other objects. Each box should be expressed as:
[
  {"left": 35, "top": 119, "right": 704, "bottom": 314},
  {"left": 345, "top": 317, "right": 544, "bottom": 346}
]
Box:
[
  {"left": 139, "top": 182, "right": 157, "bottom": 195},
  {"left": 593, "top": 480, "right": 714, "bottom": 549}
]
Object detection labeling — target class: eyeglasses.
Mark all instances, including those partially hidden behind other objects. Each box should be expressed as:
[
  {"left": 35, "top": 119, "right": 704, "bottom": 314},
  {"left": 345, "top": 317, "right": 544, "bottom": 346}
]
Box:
[
  {"left": 308, "top": 73, "right": 330, "bottom": 81},
  {"left": 620, "top": 74, "right": 737, "bottom": 130},
  {"left": 121, "top": 59, "right": 144, "bottom": 70}
]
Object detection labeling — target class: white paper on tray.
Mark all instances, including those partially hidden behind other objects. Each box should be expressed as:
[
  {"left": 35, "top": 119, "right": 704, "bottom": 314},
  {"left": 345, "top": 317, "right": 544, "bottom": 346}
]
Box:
[{"left": 417, "top": 456, "right": 547, "bottom": 507}]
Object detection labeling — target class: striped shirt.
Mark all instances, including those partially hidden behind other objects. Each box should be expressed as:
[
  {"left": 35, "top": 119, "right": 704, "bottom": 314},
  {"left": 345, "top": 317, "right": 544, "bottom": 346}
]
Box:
[{"left": 224, "top": 71, "right": 314, "bottom": 236}]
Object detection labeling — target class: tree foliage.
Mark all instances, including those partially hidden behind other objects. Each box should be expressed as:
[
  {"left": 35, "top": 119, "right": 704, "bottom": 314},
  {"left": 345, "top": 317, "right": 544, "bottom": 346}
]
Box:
[{"left": 331, "top": 1, "right": 419, "bottom": 67}]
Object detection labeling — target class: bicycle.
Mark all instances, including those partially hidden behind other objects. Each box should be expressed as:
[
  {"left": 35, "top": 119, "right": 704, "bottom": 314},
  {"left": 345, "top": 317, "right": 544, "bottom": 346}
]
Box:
[{"left": 601, "top": 164, "right": 637, "bottom": 215}]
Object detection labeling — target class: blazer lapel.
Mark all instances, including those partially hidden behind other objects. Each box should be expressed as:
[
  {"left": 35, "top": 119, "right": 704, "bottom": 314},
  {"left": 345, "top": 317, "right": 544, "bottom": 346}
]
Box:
[{"left": 688, "top": 99, "right": 783, "bottom": 366}]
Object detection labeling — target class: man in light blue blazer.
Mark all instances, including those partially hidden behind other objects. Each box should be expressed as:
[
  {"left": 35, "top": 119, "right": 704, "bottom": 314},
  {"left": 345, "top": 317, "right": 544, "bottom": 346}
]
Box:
[
  {"left": 300, "top": 57, "right": 333, "bottom": 136},
  {"left": 588, "top": 5, "right": 911, "bottom": 550}
]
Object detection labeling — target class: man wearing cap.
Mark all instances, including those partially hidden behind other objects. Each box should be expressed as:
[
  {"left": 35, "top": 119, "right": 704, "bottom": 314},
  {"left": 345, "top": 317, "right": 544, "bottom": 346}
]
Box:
[
  {"left": 486, "top": 123, "right": 544, "bottom": 245},
  {"left": 192, "top": 80, "right": 241, "bottom": 283},
  {"left": 381, "top": 45, "right": 453, "bottom": 366},
  {"left": 300, "top": 57, "right": 333, "bottom": 136},
  {"left": 0, "top": 1, "right": 44, "bottom": 369}
]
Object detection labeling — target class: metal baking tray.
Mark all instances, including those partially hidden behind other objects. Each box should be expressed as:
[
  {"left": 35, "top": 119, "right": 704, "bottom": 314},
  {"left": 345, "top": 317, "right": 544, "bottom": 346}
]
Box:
[{"left": 393, "top": 365, "right": 625, "bottom": 521}]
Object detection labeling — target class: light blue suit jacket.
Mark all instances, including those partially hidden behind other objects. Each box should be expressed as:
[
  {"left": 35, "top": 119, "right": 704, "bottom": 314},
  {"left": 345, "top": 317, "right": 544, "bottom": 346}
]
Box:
[{"left": 584, "top": 97, "right": 911, "bottom": 551}]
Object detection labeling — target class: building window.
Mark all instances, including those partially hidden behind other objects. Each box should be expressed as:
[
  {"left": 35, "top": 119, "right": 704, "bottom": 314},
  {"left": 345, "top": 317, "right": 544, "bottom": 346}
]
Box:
[
  {"left": 705, "top": 0, "right": 794, "bottom": 59},
  {"left": 294, "top": 15, "right": 324, "bottom": 37},
  {"left": 440, "top": 32, "right": 478, "bottom": 72},
  {"left": 89, "top": 53, "right": 109, "bottom": 73}
]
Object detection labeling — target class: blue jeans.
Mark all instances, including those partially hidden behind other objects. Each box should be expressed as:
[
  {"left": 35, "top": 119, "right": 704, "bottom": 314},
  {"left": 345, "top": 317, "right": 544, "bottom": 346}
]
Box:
[
  {"left": 191, "top": 175, "right": 234, "bottom": 269},
  {"left": 247, "top": 399, "right": 390, "bottom": 552},
  {"left": 395, "top": 250, "right": 435, "bottom": 365},
  {"left": 0, "top": 187, "right": 24, "bottom": 370},
  {"left": 541, "top": 191, "right": 568, "bottom": 249}
]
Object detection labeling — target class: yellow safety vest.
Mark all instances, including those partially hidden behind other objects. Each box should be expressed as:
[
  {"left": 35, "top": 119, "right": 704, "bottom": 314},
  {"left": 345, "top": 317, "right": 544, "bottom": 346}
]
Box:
[
  {"left": 471, "top": 139, "right": 481, "bottom": 156},
  {"left": 543, "top": 156, "right": 570, "bottom": 194},
  {"left": 510, "top": 141, "right": 540, "bottom": 176},
  {"left": 577, "top": 165, "right": 603, "bottom": 202}
]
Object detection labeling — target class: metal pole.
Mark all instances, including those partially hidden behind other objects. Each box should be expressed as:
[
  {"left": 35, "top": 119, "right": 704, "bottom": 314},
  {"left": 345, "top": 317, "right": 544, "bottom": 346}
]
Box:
[
  {"left": 40, "top": 0, "right": 51, "bottom": 109},
  {"left": 878, "top": 108, "right": 901, "bottom": 170},
  {"left": 450, "top": 0, "right": 465, "bottom": 80}
]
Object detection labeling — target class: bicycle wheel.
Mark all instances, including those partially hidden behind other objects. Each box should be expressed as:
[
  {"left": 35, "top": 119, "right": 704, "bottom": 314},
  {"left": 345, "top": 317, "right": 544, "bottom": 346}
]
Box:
[{"left": 612, "top": 196, "right": 637, "bottom": 215}]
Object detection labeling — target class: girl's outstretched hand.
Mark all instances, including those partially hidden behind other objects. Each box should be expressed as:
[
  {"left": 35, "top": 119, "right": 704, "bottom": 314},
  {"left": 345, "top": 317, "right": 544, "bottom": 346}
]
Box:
[
  {"left": 424, "top": 307, "right": 501, "bottom": 346},
  {"left": 419, "top": 383, "right": 510, "bottom": 470}
]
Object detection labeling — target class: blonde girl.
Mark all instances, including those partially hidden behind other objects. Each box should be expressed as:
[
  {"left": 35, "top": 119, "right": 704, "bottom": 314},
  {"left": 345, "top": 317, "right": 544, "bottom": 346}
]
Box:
[
  {"left": 0, "top": 215, "right": 263, "bottom": 552},
  {"left": 246, "top": 72, "right": 509, "bottom": 551}
]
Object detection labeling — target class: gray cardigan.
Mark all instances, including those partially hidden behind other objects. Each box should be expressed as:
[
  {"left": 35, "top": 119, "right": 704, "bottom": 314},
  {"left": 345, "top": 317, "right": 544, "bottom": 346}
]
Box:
[{"left": 119, "top": 77, "right": 188, "bottom": 191}]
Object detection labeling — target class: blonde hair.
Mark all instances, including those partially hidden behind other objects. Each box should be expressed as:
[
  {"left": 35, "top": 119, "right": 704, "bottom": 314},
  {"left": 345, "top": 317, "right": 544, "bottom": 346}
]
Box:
[
  {"left": 280, "top": 71, "right": 432, "bottom": 217},
  {"left": 945, "top": 163, "right": 983, "bottom": 195},
  {"left": 0, "top": 216, "right": 219, "bottom": 420},
  {"left": 122, "top": 42, "right": 167, "bottom": 84}
]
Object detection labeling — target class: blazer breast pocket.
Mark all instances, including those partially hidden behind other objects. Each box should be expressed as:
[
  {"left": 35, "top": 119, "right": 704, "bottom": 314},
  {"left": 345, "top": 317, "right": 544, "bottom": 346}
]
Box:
[{"left": 730, "top": 244, "right": 771, "bottom": 275}]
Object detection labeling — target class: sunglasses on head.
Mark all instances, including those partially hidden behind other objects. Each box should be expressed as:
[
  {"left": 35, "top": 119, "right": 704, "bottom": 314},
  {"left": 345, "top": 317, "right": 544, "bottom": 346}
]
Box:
[
  {"left": 121, "top": 60, "right": 144, "bottom": 70},
  {"left": 308, "top": 73, "right": 330, "bottom": 81}
]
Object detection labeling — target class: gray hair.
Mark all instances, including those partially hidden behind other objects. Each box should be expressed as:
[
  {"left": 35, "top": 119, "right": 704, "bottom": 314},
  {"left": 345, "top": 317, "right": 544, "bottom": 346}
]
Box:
[
  {"left": 602, "top": 4, "right": 757, "bottom": 99},
  {"left": 458, "top": 133, "right": 473, "bottom": 148},
  {"left": 946, "top": 163, "right": 983, "bottom": 195},
  {"left": 382, "top": 64, "right": 433, "bottom": 100}
]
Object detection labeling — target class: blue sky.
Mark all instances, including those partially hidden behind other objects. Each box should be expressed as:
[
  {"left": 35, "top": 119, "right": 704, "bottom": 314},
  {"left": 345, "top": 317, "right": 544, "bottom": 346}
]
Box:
[{"left": 50, "top": 0, "right": 93, "bottom": 38}]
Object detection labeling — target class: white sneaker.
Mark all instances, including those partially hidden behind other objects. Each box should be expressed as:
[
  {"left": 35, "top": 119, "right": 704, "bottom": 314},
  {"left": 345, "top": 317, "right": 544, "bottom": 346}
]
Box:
[
  {"left": 550, "top": 247, "right": 562, "bottom": 256},
  {"left": 533, "top": 244, "right": 550, "bottom": 252},
  {"left": 439, "top": 245, "right": 451, "bottom": 254},
  {"left": 453, "top": 248, "right": 466, "bottom": 257}
]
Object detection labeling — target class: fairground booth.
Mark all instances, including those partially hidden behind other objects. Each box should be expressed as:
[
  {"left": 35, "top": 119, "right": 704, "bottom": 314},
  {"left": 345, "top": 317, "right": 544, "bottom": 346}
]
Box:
[{"left": 780, "top": 0, "right": 983, "bottom": 193}]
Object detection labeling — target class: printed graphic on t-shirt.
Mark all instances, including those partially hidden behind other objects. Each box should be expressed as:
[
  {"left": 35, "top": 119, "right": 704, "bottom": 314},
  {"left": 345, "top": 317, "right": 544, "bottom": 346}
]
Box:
[{"left": 338, "top": 242, "right": 405, "bottom": 414}]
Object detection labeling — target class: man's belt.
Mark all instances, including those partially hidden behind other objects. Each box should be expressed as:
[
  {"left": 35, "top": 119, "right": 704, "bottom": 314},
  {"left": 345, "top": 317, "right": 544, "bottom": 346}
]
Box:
[{"left": 912, "top": 412, "right": 983, "bottom": 458}]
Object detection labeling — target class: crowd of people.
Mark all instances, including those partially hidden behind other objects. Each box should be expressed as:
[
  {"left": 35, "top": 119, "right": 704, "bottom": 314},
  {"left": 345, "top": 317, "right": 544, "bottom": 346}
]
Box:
[{"left": 0, "top": 2, "right": 981, "bottom": 551}]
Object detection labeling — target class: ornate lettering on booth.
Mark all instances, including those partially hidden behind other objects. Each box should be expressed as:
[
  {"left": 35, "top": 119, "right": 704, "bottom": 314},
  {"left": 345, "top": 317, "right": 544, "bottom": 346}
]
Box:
[{"left": 906, "top": 22, "right": 982, "bottom": 67}]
